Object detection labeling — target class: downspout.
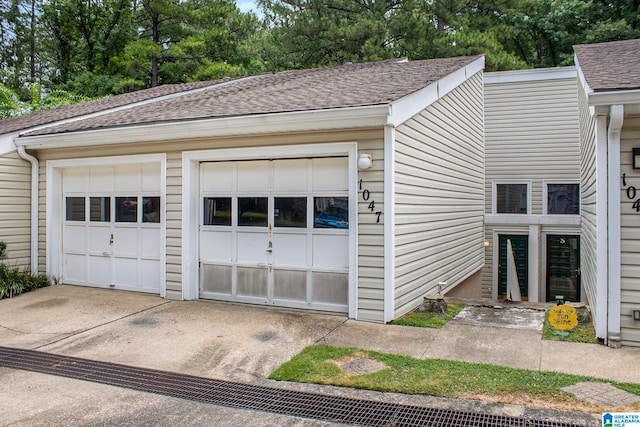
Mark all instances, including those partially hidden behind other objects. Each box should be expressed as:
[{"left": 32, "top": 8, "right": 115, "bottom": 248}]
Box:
[
  {"left": 607, "top": 104, "right": 624, "bottom": 348},
  {"left": 16, "top": 144, "right": 39, "bottom": 276}
]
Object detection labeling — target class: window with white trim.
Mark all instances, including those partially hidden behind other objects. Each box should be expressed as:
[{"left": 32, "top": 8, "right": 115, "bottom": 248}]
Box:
[
  {"left": 545, "top": 183, "right": 579, "bottom": 215},
  {"left": 494, "top": 182, "right": 530, "bottom": 214}
]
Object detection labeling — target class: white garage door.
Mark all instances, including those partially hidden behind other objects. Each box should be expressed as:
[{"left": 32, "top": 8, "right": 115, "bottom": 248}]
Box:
[
  {"left": 61, "top": 163, "right": 162, "bottom": 293},
  {"left": 199, "top": 158, "right": 349, "bottom": 312}
]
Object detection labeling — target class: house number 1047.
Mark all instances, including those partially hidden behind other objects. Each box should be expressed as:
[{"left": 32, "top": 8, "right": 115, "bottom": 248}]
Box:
[{"left": 359, "top": 179, "right": 382, "bottom": 223}]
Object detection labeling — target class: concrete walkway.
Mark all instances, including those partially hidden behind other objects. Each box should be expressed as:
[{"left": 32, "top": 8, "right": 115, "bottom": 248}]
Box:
[{"left": 1, "top": 285, "right": 638, "bottom": 426}]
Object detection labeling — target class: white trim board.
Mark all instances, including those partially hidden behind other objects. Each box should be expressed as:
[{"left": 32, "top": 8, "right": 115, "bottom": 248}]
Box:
[
  {"left": 0, "top": 134, "right": 17, "bottom": 156},
  {"left": 18, "top": 106, "right": 390, "bottom": 150},
  {"left": 485, "top": 67, "right": 576, "bottom": 84},
  {"left": 383, "top": 125, "right": 396, "bottom": 323}
]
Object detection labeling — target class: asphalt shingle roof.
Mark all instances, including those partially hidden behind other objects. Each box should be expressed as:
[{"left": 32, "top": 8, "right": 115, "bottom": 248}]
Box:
[
  {"left": 18, "top": 55, "right": 481, "bottom": 137},
  {"left": 0, "top": 79, "right": 229, "bottom": 136},
  {"left": 574, "top": 38, "right": 640, "bottom": 92}
]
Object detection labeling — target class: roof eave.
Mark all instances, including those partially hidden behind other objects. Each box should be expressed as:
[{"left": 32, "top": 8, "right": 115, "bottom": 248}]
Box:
[
  {"left": 16, "top": 105, "right": 391, "bottom": 150},
  {"left": 588, "top": 89, "right": 640, "bottom": 115}
]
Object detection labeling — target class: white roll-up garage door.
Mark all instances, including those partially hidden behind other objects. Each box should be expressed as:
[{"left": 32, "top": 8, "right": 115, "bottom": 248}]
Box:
[
  {"left": 199, "top": 157, "right": 349, "bottom": 312},
  {"left": 61, "top": 163, "right": 162, "bottom": 293}
]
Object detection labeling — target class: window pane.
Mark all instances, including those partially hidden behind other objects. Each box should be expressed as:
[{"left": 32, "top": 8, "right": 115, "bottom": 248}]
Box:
[
  {"left": 314, "top": 197, "right": 349, "bottom": 229},
  {"left": 142, "top": 197, "right": 161, "bottom": 223},
  {"left": 65, "top": 197, "right": 85, "bottom": 221},
  {"left": 496, "top": 184, "right": 528, "bottom": 214},
  {"left": 90, "top": 197, "right": 111, "bottom": 222},
  {"left": 203, "top": 197, "right": 231, "bottom": 226},
  {"left": 547, "top": 184, "right": 579, "bottom": 215},
  {"left": 275, "top": 197, "right": 307, "bottom": 228},
  {"left": 115, "top": 197, "right": 138, "bottom": 222},
  {"left": 238, "top": 197, "right": 268, "bottom": 227}
]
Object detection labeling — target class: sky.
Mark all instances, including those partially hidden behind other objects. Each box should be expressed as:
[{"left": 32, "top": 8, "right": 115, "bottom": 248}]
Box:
[{"left": 236, "top": 0, "right": 260, "bottom": 14}]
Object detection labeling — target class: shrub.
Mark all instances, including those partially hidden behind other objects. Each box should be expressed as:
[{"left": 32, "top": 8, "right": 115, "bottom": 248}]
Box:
[{"left": 0, "top": 241, "right": 50, "bottom": 299}]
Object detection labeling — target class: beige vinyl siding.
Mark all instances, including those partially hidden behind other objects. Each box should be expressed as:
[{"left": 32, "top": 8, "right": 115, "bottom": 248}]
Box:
[
  {"left": 35, "top": 129, "right": 384, "bottom": 306},
  {"left": 483, "top": 73, "right": 581, "bottom": 298},
  {"left": 393, "top": 72, "right": 485, "bottom": 317},
  {"left": 0, "top": 152, "right": 32, "bottom": 268},
  {"left": 356, "top": 138, "right": 385, "bottom": 322},
  {"left": 577, "top": 83, "right": 598, "bottom": 327},
  {"left": 620, "top": 116, "right": 640, "bottom": 346}
]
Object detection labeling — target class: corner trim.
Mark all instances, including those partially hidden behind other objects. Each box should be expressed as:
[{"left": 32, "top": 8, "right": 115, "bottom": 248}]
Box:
[
  {"left": 383, "top": 126, "right": 396, "bottom": 322},
  {"left": 607, "top": 104, "right": 624, "bottom": 344}
]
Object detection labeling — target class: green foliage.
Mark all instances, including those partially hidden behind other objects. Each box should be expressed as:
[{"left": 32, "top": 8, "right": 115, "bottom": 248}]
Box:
[
  {"left": 62, "top": 72, "right": 122, "bottom": 98},
  {"left": 0, "top": 84, "right": 21, "bottom": 118},
  {"left": 0, "top": 241, "right": 50, "bottom": 300},
  {"left": 269, "top": 344, "right": 640, "bottom": 405},
  {"left": 192, "top": 61, "right": 246, "bottom": 81},
  {"left": 390, "top": 303, "right": 465, "bottom": 329},
  {"left": 2, "top": 0, "right": 639, "bottom": 99}
]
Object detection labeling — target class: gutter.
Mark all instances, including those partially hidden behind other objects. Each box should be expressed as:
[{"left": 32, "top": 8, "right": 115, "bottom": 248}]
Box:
[
  {"left": 607, "top": 104, "right": 624, "bottom": 347},
  {"left": 16, "top": 145, "right": 39, "bottom": 276}
]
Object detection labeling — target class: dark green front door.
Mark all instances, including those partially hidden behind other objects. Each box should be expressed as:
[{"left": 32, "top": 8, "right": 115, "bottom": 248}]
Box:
[
  {"left": 546, "top": 235, "right": 581, "bottom": 302},
  {"left": 498, "top": 234, "right": 528, "bottom": 299}
]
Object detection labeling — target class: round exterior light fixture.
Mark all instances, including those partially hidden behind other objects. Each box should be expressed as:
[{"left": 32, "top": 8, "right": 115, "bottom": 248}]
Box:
[{"left": 358, "top": 154, "right": 372, "bottom": 170}]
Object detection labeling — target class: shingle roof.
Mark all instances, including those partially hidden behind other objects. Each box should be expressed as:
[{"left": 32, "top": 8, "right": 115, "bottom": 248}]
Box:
[
  {"left": 0, "top": 79, "right": 229, "bottom": 135},
  {"left": 21, "top": 55, "right": 481, "bottom": 137},
  {"left": 574, "top": 38, "right": 640, "bottom": 92}
]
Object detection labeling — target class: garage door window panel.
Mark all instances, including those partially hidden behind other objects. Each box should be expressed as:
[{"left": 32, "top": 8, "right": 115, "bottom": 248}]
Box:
[
  {"left": 90, "top": 197, "right": 111, "bottom": 222},
  {"left": 203, "top": 197, "right": 232, "bottom": 226},
  {"left": 66, "top": 197, "right": 86, "bottom": 221},
  {"left": 115, "top": 197, "right": 138, "bottom": 222},
  {"left": 314, "top": 197, "right": 348, "bottom": 229},
  {"left": 238, "top": 197, "right": 268, "bottom": 227},
  {"left": 142, "top": 197, "right": 161, "bottom": 223},
  {"left": 275, "top": 197, "right": 307, "bottom": 228}
]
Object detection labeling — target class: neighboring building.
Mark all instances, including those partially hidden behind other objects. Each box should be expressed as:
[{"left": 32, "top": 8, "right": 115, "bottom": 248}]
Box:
[
  {"left": 483, "top": 67, "right": 582, "bottom": 303},
  {"left": 574, "top": 38, "right": 640, "bottom": 347},
  {"left": 0, "top": 56, "right": 485, "bottom": 323}
]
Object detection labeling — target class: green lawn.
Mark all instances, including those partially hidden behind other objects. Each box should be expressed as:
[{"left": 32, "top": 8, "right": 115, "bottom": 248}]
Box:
[
  {"left": 269, "top": 345, "right": 640, "bottom": 411},
  {"left": 390, "top": 303, "right": 465, "bottom": 328}
]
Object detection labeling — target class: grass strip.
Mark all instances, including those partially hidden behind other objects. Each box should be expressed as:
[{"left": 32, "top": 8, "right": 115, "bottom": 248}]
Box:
[
  {"left": 269, "top": 345, "right": 640, "bottom": 407},
  {"left": 390, "top": 303, "right": 465, "bottom": 328},
  {"left": 542, "top": 310, "right": 599, "bottom": 344}
]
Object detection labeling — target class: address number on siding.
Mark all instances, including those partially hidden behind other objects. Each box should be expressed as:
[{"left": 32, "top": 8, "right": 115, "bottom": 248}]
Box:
[
  {"left": 359, "top": 179, "right": 382, "bottom": 223},
  {"left": 622, "top": 173, "right": 640, "bottom": 212}
]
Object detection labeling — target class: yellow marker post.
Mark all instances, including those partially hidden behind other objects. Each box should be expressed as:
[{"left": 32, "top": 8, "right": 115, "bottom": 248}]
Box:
[{"left": 548, "top": 305, "right": 578, "bottom": 331}]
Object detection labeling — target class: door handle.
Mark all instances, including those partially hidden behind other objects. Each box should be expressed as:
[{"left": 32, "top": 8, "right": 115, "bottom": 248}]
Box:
[{"left": 109, "top": 234, "right": 114, "bottom": 245}]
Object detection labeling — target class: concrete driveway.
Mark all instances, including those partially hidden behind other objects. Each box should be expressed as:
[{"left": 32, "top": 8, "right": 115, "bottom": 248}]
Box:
[{"left": 0, "top": 285, "right": 348, "bottom": 382}]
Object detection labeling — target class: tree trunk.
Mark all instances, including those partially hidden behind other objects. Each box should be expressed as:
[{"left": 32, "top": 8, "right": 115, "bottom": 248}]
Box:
[{"left": 30, "top": 0, "right": 36, "bottom": 81}]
